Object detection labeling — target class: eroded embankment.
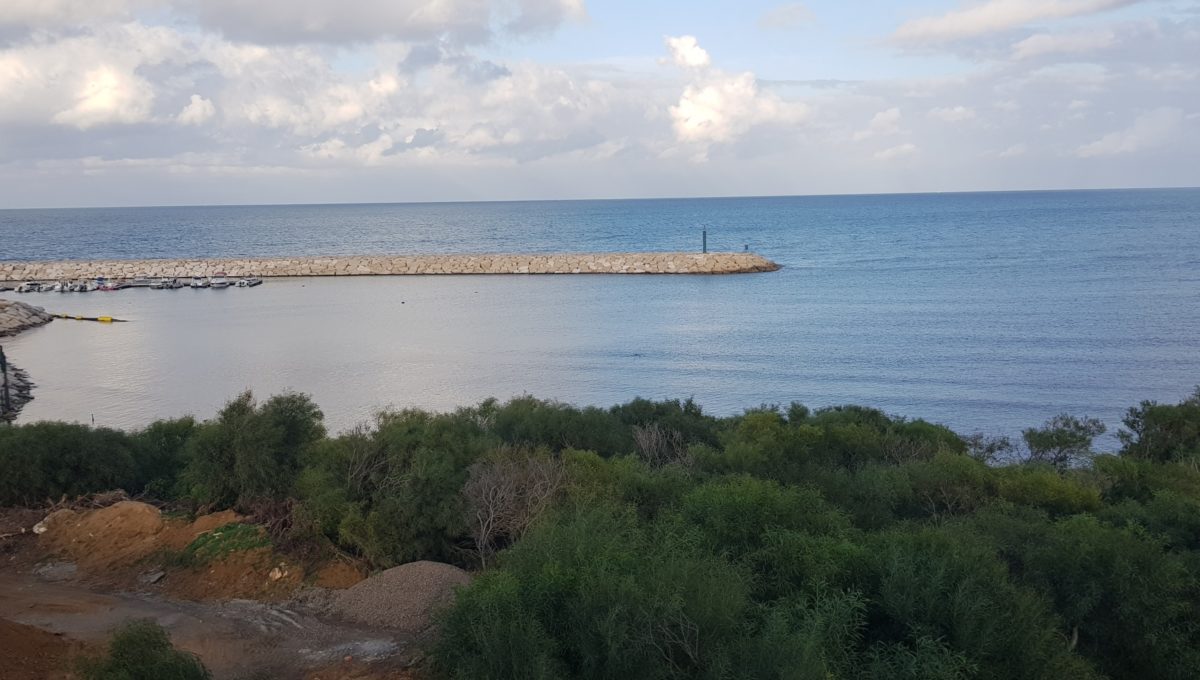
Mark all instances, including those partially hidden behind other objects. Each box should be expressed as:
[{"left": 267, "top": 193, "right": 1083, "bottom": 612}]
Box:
[{"left": 0, "top": 252, "right": 780, "bottom": 280}]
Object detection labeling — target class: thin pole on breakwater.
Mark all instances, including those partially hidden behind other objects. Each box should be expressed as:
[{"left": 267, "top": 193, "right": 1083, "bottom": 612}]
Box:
[{"left": 702, "top": 229, "right": 708, "bottom": 254}]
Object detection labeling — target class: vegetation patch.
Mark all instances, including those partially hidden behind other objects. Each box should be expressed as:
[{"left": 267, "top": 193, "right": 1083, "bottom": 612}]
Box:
[
  {"left": 7, "top": 388, "right": 1200, "bottom": 678},
  {"left": 78, "top": 620, "right": 210, "bottom": 680},
  {"left": 168, "top": 523, "right": 270, "bottom": 568}
]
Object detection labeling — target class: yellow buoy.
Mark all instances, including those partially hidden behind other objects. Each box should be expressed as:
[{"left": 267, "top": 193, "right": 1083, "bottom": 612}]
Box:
[{"left": 98, "top": 316, "right": 113, "bottom": 323}]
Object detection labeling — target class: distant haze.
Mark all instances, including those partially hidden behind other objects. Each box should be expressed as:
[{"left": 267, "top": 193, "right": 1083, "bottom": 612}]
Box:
[{"left": 0, "top": 1, "right": 1196, "bottom": 208}]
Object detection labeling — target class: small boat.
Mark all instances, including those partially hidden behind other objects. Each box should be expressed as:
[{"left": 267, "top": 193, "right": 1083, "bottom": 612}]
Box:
[
  {"left": 209, "top": 272, "right": 231, "bottom": 289},
  {"left": 55, "top": 280, "right": 70, "bottom": 292},
  {"left": 16, "top": 281, "right": 39, "bottom": 293},
  {"left": 84, "top": 279, "right": 100, "bottom": 292},
  {"left": 235, "top": 277, "right": 263, "bottom": 288},
  {"left": 153, "top": 277, "right": 183, "bottom": 289},
  {"left": 190, "top": 276, "right": 210, "bottom": 289}
]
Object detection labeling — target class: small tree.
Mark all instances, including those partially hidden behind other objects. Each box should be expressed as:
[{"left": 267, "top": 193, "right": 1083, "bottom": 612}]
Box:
[
  {"left": 462, "top": 448, "right": 566, "bottom": 567},
  {"left": 961, "top": 433, "right": 1015, "bottom": 465},
  {"left": 632, "top": 423, "right": 691, "bottom": 468},
  {"left": 1023, "top": 415, "right": 1106, "bottom": 471},
  {"left": 1118, "top": 387, "right": 1200, "bottom": 463}
]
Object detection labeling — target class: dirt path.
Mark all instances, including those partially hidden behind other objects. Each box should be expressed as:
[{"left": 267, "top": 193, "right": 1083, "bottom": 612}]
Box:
[{"left": 0, "top": 571, "right": 414, "bottom": 679}]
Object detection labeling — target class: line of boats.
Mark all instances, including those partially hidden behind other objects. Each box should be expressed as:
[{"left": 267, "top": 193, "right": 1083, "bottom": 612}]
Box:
[{"left": 4, "top": 273, "right": 263, "bottom": 293}]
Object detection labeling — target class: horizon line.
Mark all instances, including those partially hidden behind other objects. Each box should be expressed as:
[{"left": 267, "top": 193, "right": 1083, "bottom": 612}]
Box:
[{"left": 2, "top": 184, "right": 1197, "bottom": 212}]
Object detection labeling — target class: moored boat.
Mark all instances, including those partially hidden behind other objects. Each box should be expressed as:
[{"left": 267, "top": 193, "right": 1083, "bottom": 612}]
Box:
[
  {"left": 190, "top": 276, "right": 210, "bottom": 289},
  {"left": 16, "top": 281, "right": 39, "bottom": 293},
  {"left": 235, "top": 277, "right": 263, "bottom": 287},
  {"left": 210, "top": 272, "right": 231, "bottom": 289}
]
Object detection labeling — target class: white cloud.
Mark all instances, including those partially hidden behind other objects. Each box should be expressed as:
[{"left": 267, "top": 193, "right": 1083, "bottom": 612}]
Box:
[
  {"left": 1012, "top": 30, "right": 1116, "bottom": 59},
  {"left": 1076, "top": 107, "right": 1183, "bottom": 157},
  {"left": 664, "top": 36, "right": 807, "bottom": 159},
  {"left": 177, "top": 94, "right": 215, "bottom": 125},
  {"left": 0, "top": 23, "right": 189, "bottom": 127},
  {"left": 998, "top": 142, "right": 1027, "bottom": 157},
  {"left": 929, "top": 105, "right": 976, "bottom": 122},
  {"left": 51, "top": 64, "right": 156, "bottom": 129},
  {"left": 893, "top": 0, "right": 1141, "bottom": 44},
  {"left": 874, "top": 142, "right": 917, "bottom": 160},
  {"left": 665, "top": 35, "right": 711, "bottom": 69},
  {"left": 853, "top": 107, "right": 901, "bottom": 141},
  {"left": 758, "top": 3, "right": 815, "bottom": 30}
]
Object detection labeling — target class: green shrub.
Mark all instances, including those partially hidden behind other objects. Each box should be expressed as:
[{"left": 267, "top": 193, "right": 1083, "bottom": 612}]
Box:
[
  {"left": 296, "top": 408, "right": 495, "bottom": 566},
  {"left": 997, "top": 466, "right": 1102, "bottom": 516},
  {"left": 865, "top": 528, "right": 1100, "bottom": 679},
  {"left": 180, "top": 391, "right": 324, "bottom": 510},
  {"left": 436, "top": 501, "right": 751, "bottom": 679},
  {"left": 680, "top": 476, "right": 850, "bottom": 558},
  {"left": 0, "top": 422, "right": 139, "bottom": 505},
  {"left": 1119, "top": 388, "right": 1200, "bottom": 463},
  {"left": 78, "top": 620, "right": 210, "bottom": 680}
]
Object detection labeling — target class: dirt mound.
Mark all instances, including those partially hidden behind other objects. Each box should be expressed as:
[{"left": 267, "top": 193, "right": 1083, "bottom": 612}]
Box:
[
  {"left": 0, "top": 619, "right": 87, "bottom": 680},
  {"left": 329, "top": 561, "right": 471, "bottom": 634},
  {"left": 314, "top": 560, "right": 367, "bottom": 589},
  {"left": 165, "top": 549, "right": 303, "bottom": 602},
  {"left": 39, "top": 501, "right": 166, "bottom": 571}
]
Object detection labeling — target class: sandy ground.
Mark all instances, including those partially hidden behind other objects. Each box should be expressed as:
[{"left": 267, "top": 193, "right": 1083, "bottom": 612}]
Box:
[
  {"left": 0, "top": 502, "right": 421, "bottom": 679},
  {"left": 0, "top": 571, "right": 416, "bottom": 679}
]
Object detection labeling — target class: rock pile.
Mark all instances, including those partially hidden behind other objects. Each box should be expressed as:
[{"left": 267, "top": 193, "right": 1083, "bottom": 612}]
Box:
[
  {"left": 0, "top": 299, "right": 52, "bottom": 337},
  {"left": 0, "top": 252, "right": 781, "bottom": 280},
  {"left": 325, "top": 561, "right": 472, "bottom": 635}
]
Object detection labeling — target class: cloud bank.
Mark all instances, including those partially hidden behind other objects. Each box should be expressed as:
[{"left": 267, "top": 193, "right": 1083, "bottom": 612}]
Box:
[{"left": 0, "top": 0, "right": 1195, "bottom": 206}]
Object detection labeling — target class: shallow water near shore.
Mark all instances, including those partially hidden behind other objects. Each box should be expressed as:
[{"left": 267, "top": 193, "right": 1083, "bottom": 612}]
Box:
[{"left": 3, "top": 188, "right": 1200, "bottom": 441}]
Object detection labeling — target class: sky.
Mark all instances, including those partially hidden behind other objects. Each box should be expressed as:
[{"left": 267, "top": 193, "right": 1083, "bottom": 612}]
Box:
[{"left": 0, "top": 0, "right": 1197, "bottom": 207}]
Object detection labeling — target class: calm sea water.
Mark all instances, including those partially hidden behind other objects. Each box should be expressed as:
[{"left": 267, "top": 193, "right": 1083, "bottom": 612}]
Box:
[{"left": 3, "top": 189, "right": 1199, "bottom": 444}]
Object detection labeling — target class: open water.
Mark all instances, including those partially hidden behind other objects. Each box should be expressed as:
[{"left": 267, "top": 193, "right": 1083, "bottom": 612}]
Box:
[{"left": 2, "top": 189, "right": 1198, "bottom": 442}]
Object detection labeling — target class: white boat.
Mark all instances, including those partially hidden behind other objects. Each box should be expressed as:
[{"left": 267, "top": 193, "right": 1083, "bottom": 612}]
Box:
[
  {"left": 235, "top": 277, "right": 263, "bottom": 288},
  {"left": 209, "top": 272, "right": 231, "bottom": 289},
  {"left": 190, "top": 276, "right": 210, "bottom": 289},
  {"left": 16, "top": 281, "right": 39, "bottom": 293}
]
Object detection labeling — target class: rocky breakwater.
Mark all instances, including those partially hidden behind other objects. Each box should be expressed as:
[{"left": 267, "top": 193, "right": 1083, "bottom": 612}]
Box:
[
  {"left": 1, "top": 299, "right": 52, "bottom": 421},
  {"left": 0, "top": 252, "right": 780, "bottom": 280},
  {"left": 0, "top": 299, "right": 52, "bottom": 338}
]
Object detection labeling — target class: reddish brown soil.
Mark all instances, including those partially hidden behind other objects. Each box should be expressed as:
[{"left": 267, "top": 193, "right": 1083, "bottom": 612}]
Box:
[
  {"left": 313, "top": 560, "right": 368, "bottom": 589},
  {"left": 0, "top": 619, "right": 88, "bottom": 680},
  {"left": 163, "top": 547, "right": 304, "bottom": 601}
]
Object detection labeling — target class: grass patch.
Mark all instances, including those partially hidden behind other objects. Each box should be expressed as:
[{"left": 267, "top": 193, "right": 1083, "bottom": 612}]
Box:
[{"left": 168, "top": 523, "right": 270, "bottom": 568}]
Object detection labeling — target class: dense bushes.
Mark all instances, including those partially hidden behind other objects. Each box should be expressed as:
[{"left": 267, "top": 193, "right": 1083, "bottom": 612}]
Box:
[{"left": 6, "top": 388, "right": 1200, "bottom": 678}]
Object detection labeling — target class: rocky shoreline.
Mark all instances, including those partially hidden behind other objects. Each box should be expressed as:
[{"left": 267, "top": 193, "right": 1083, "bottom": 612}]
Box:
[
  {"left": 0, "top": 252, "right": 780, "bottom": 281},
  {"left": 0, "top": 299, "right": 53, "bottom": 421}
]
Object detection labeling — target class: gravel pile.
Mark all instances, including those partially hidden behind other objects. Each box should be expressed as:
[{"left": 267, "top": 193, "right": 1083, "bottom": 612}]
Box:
[{"left": 328, "top": 561, "right": 471, "bottom": 634}]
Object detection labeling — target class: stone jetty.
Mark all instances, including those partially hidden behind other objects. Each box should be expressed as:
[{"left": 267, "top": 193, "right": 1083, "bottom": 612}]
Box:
[
  {"left": 0, "top": 252, "right": 779, "bottom": 281},
  {"left": 0, "top": 299, "right": 53, "bottom": 337}
]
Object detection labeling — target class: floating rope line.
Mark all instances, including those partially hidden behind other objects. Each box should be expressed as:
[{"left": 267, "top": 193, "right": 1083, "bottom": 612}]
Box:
[{"left": 52, "top": 313, "right": 127, "bottom": 323}]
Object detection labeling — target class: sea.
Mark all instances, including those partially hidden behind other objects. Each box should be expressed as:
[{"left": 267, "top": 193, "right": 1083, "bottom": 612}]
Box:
[{"left": 2, "top": 189, "right": 1198, "bottom": 445}]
